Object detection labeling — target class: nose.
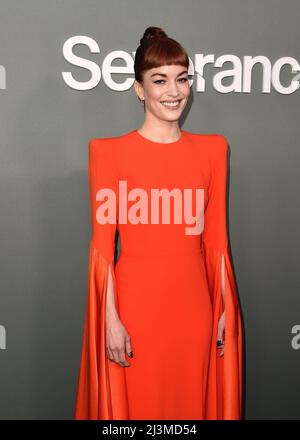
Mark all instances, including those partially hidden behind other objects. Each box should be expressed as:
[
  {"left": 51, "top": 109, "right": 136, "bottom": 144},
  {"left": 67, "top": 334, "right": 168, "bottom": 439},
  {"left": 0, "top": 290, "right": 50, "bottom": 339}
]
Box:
[{"left": 166, "top": 80, "right": 180, "bottom": 97}]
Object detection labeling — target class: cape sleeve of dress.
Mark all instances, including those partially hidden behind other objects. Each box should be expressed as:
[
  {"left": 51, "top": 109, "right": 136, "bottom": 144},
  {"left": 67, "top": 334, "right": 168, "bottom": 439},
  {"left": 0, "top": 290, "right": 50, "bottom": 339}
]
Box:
[
  {"left": 201, "top": 135, "right": 243, "bottom": 420},
  {"left": 73, "top": 139, "right": 129, "bottom": 420}
]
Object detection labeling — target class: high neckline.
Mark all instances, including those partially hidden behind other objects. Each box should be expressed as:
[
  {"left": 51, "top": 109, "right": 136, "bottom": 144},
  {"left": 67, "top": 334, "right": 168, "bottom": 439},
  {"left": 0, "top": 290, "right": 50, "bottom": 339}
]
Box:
[{"left": 132, "top": 129, "right": 185, "bottom": 145}]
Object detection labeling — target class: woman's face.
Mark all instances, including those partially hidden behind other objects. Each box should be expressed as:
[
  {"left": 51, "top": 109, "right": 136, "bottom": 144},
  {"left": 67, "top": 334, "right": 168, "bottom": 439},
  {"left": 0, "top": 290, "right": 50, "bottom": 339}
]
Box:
[{"left": 135, "top": 64, "right": 190, "bottom": 122}]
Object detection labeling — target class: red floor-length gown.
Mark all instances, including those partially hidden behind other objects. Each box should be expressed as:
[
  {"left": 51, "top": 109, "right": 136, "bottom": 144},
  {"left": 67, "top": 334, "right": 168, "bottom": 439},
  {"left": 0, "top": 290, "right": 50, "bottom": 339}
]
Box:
[{"left": 73, "top": 129, "right": 243, "bottom": 420}]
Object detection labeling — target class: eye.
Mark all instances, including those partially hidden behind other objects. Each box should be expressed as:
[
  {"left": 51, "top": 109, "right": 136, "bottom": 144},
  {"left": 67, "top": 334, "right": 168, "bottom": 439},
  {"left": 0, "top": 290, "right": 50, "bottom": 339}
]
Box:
[{"left": 153, "top": 77, "right": 188, "bottom": 85}]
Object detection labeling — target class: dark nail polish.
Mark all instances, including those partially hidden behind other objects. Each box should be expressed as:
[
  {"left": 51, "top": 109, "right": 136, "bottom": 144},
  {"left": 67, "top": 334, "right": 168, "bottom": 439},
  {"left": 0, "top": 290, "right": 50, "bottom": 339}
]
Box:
[{"left": 129, "top": 351, "right": 133, "bottom": 358}]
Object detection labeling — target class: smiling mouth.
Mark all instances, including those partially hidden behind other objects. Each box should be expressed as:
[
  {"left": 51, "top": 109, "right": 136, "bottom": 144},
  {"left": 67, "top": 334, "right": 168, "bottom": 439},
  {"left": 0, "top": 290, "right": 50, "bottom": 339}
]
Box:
[{"left": 160, "top": 100, "right": 182, "bottom": 107}]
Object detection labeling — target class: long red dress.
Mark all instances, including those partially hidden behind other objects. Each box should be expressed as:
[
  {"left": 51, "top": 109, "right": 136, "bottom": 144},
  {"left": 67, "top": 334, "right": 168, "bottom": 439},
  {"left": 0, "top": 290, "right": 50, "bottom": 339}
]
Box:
[{"left": 73, "top": 129, "right": 243, "bottom": 420}]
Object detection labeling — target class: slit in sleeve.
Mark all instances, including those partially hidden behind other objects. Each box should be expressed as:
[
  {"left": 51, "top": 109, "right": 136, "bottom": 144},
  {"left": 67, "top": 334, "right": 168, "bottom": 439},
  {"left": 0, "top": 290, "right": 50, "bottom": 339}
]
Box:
[
  {"left": 201, "top": 135, "right": 243, "bottom": 420},
  {"left": 73, "top": 139, "right": 129, "bottom": 420}
]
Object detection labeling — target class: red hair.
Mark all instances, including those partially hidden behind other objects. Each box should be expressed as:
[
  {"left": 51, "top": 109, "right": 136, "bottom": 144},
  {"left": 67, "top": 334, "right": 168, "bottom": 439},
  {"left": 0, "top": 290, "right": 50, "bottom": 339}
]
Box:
[{"left": 134, "top": 26, "right": 190, "bottom": 84}]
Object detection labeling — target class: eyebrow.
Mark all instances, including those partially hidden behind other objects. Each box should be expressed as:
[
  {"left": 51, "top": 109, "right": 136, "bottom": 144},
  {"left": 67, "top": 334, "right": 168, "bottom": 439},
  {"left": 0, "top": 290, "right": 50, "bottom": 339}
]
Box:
[{"left": 150, "top": 70, "right": 188, "bottom": 78}]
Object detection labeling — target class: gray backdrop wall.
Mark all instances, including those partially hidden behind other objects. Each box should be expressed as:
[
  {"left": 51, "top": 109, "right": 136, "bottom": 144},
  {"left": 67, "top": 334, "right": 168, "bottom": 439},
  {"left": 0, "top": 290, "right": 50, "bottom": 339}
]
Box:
[{"left": 0, "top": 0, "right": 299, "bottom": 420}]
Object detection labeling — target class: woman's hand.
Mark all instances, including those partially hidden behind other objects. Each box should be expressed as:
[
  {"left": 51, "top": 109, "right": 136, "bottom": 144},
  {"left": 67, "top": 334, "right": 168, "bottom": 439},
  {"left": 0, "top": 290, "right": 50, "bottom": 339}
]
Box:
[
  {"left": 217, "top": 310, "right": 225, "bottom": 357},
  {"left": 106, "top": 313, "right": 133, "bottom": 367}
]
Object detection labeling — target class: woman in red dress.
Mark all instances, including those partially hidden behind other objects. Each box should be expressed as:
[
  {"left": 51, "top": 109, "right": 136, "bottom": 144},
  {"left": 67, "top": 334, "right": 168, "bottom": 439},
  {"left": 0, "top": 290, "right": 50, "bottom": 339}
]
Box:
[{"left": 74, "top": 26, "right": 243, "bottom": 420}]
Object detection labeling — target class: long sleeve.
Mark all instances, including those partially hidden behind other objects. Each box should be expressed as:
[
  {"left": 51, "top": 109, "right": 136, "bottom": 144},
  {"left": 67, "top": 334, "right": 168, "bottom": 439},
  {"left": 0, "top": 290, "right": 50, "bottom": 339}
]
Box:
[
  {"left": 201, "top": 135, "right": 243, "bottom": 420},
  {"left": 74, "top": 139, "right": 129, "bottom": 420}
]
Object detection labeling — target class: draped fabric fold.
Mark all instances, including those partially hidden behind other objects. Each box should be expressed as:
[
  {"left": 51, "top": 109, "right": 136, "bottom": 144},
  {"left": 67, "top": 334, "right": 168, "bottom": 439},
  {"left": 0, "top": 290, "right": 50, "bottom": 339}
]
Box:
[
  {"left": 73, "top": 240, "right": 129, "bottom": 420},
  {"left": 202, "top": 241, "right": 243, "bottom": 419}
]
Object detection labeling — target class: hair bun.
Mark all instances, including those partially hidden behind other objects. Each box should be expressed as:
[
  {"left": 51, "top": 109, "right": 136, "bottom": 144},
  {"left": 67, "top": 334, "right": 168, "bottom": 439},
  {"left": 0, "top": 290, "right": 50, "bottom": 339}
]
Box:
[{"left": 140, "top": 26, "right": 168, "bottom": 46}]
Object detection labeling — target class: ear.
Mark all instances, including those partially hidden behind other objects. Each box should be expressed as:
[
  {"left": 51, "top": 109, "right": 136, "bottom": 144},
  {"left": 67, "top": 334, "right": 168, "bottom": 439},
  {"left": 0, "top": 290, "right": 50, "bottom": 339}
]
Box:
[{"left": 134, "top": 80, "right": 144, "bottom": 101}]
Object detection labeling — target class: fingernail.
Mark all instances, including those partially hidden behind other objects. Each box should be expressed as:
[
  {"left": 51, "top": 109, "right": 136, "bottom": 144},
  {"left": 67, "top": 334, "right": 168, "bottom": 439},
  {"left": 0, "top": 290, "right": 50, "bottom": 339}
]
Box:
[{"left": 129, "top": 352, "right": 133, "bottom": 358}]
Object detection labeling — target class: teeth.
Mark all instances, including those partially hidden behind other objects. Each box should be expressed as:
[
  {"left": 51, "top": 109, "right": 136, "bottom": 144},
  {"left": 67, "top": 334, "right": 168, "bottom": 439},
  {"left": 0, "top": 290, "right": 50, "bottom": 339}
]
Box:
[{"left": 161, "top": 100, "right": 180, "bottom": 107}]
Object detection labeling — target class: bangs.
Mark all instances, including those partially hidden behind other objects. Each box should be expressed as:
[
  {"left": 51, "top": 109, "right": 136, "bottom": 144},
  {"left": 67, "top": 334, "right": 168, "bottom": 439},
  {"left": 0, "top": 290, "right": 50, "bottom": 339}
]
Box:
[{"left": 143, "top": 39, "right": 189, "bottom": 71}]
